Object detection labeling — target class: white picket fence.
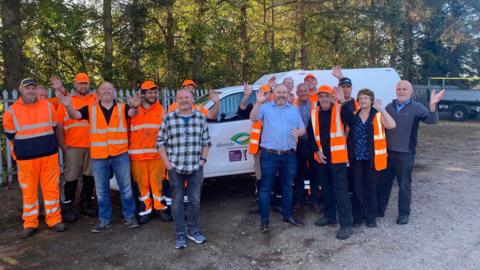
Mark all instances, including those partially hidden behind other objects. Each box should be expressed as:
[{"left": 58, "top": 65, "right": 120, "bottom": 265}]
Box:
[{"left": 0, "top": 87, "right": 209, "bottom": 185}]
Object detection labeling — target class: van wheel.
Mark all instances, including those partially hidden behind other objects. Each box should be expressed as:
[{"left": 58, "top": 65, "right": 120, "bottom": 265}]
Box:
[{"left": 450, "top": 106, "right": 468, "bottom": 121}]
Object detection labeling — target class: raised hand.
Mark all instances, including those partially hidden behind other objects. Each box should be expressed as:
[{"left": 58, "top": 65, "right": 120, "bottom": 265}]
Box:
[
  {"left": 331, "top": 65, "right": 344, "bottom": 80},
  {"left": 373, "top": 99, "right": 383, "bottom": 111},
  {"left": 430, "top": 89, "right": 445, "bottom": 105},
  {"left": 210, "top": 90, "right": 220, "bottom": 103},
  {"left": 57, "top": 90, "right": 72, "bottom": 107},
  {"left": 267, "top": 76, "right": 276, "bottom": 89},
  {"left": 243, "top": 82, "right": 253, "bottom": 97},
  {"left": 129, "top": 91, "right": 142, "bottom": 107},
  {"left": 256, "top": 90, "right": 267, "bottom": 104},
  {"left": 334, "top": 86, "right": 345, "bottom": 103},
  {"left": 49, "top": 76, "right": 66, "bottom": 95}
]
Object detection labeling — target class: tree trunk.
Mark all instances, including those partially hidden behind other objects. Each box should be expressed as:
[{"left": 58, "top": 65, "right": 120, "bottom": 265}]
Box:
[
  {"left": 270, "top": 0, "right": 277, "bottom": 71},
  {"left": 298, "top": 0, "right": 308, "bottom": 69},
  {"left": 1, "top": 0, "right": 24, "bottom": 89},
  {"left": 240, "top": 1, "right": 250, "bottom": 82},
  {"left": 191, "top": 0, "right": 206, "bottom": 86},
  {"left": 401, "top": 0, "right": 414, "bottom": 80},
  {"left": 102, "top": 0, "right": 113, "bottom": 81},
  {"left": 166, "top": 1, "right": 175, "bottom": 89}
]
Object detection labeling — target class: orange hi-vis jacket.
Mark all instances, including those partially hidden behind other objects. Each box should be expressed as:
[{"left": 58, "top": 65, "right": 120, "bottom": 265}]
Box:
[
  {"left": 311, "top": 103, "right": 349, "bottom": 164},
  {"left": 57, "top": 93, "right": 96, "bottom": 148},
  {"left": 88, "top": 102, "right": 128, "bottom": 159},
  {"left": 128, "top": 102, "right": 164, "bottom": 160},
  {"left": 3, "top": 98, "right": 58, "bottom": 160},
  {"left": 372, "top": 112, "right": 387, "bottom": 170},
  {"left": 248, "top": 120, "right": 262, "bottom": 154},
  {"left": 168, "top": 102, "right": 209, "bottom": 117}
]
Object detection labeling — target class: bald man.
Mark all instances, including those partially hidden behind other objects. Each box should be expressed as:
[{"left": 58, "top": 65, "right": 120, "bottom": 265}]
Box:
[{"left": 377, "top": 80, "right": 444, "bottom": 225}]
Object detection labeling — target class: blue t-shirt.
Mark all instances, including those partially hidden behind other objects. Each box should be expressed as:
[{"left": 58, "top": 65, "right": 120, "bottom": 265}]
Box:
[{"left": 257, "top": 101, "right": 305, "bottom": 151}]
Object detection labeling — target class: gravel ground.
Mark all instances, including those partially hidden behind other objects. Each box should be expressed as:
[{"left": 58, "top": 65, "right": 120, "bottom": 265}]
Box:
[{"left": 0, "top": 120, "right": 479, "bottom": 270}]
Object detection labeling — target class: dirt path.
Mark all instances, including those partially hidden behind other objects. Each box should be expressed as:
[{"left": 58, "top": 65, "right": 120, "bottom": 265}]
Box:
[{"left": 1, "top": 121, "right": 479, "bottom": 270}]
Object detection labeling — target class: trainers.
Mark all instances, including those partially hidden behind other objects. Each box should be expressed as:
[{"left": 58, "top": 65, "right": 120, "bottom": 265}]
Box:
[
  {"left": 50, "top": 222, "right": 66, "bottom": 232},
  {"left": 366, "top": 220, "right": 378, "bottom": 228},
  {"left": 91, "top": 220, "right": 112, "bottom": 233},
  {"left": 314, "top": 217, "right": 337, "bottom": 227},
  {"left": 187, "top": 231, "right": 207, "bottom": 244},
  {"left": 21, "top": 227, "right": 38, "bottom": 239},
  {"left": 175, "top": 233, "right": 187, "bottom": 249},
  {"left": 396, "top": 214, "right": 409, "bottom": 225},
  {"left": 336, "top": 227, "right": 353, "bottom": 240},
  {"left": 126, "top": 218, "right": 140, "bottom": 229},
  {"left": 61, "top": 202, "right": 77, "bottom": 223},
  {"left": 352, "top": 221, "right": 362, "bottom": 229},
  {"left": 79, "top": 200, "right": 97, "bottom": 217}
]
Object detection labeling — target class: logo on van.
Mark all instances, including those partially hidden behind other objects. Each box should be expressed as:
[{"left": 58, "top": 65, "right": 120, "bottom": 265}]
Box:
[{"left": 230, "top": 132, "right": 250, "bottom": 145}]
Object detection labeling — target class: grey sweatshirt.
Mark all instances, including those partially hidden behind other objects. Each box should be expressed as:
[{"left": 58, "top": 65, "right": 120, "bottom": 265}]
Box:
[{"left": 385, "top": 100, "right": 439, "bottom": 154}]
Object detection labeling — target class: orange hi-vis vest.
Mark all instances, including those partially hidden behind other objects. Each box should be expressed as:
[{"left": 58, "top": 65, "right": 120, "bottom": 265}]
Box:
[
  {"left": 59, "top": 93, "right": 96, "bottom": 148},
  {"left": 372, "top": 112, "right": 387, "bottom": 170},
  {"left": 88, "top": 102, "right": 128, "bottom": 159},
  {"left": 311, "top": 103, "right": 348, "bottom": 164},
  {"left": 248, "top": 120, "right": 262, "bottom": 154},
  {"left": 128, "top": 102, "right": 164, "bottom": 160},
  {"left": 168, "top": 102, "right": 209, "bottom": 117}
]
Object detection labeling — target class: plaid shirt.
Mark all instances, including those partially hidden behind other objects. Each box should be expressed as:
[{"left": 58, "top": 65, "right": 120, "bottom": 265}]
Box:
[{"left": 157, "top": 110, "right": 211, "bottom": 174}]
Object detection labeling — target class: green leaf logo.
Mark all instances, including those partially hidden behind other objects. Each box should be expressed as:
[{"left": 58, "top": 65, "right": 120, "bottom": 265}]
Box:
[{"left": 231, "top": 132, "right": 250, "bottom": 145}]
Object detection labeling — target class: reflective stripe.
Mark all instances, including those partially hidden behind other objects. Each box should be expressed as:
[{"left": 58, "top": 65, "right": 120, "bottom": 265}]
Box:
[
  {"left": 91, "top": 104, "right": 98, "bottom": 133},
  {"left": 376, "top": 112, "right": 384, "bottom": 139},
  {"left": 4, "top": 128, "right": 16, "bottom": 133},
  {"left": 250, "top": 139, "right": 259, "bottom": 144},
  {"left": 130, "top": 124, "right": 161, "bottom": 131},
  {"left": 23, "top": 209, "right": 39, "bottom": 217},
  {"left": 18, "top": 122, "right": 52, "bottom": 131},
  {"left": 139, "top": 208, "right": 152, "bottom": 216},
  {"left": 44, "top": 199, "right": 59, "bottom": 205},
  {"left": 164, "top": 197, "right": 172, "bottom": 203},
  {"left": 183, "top": 196, "right": 189, "bottom": 203},
  {"left": 47, "top": 102, "right": 53, "bottom": 126},
  {"left": 64, "top": 122, "right": 89, "bottom": 130},
  {"left": 152, "top": 194, "right": 164, "bottom": 202},
  {"left": 15, "top": 130, "right": 54, "bottom": 139},
  {"left": 374, "top": 135, "right": 385, "bottom": 140},
  {"left": 91, "top": 127, "right": 128, "bottom": 134},
  {"left": 118, "top": 104, "right": 125, "bottom": 130},
  {"left": 303, "top": 180, "right": 310, "bottom": 185},
  {"left": 331, "top": 145, "right": 346, "bottom": 151},
  {"left": 375, "top": 149, "right": 387, "bottom": 155},
  {"left": 91, "top": 139, "right": 129, "bottom": 147},
  {"left": 251, "top": 128, "right": 261, "bottom": 133},
  {"left": 314, "top": 135, "right": 320, "bottom": 140},
  {"left": 23, "top": 201, "right": 39, "bottom": 209},
  {"left": 128, "top": 148, "right": 159, "bottom": 155},
  {"left": 45, "top": 207, "right": 60, "bottom": 214},
  {"left": 138, "top": 192, "right": 151, "bottom": 201},
  {"left": 19, "top": 183, "right": 27, "bottom": 189},
  {"left": 7, "top": 107, "right": 21, "bottom": 131}
]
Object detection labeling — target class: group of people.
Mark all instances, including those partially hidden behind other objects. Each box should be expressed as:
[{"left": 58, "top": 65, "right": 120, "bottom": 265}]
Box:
[
  {"left": 2, "top": 66, "right": 444, "bottom": 249},
  {"left": 3, "top": 74, "right": 217, "bottom": 249},
  {"left": 241, "top": 67, "right": 444, "bottom": 240}
]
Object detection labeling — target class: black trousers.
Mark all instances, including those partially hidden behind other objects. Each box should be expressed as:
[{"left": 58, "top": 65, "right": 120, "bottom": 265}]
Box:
[
  {"left": 294, "top": 140, "right": 318, "bottom": 206},
  {"left": 316, "top": 162, "right": 352, "bottom": 228},
  {"left": 377, "top": 152, "right": 415, "bottom": 216},
  {"left": 352, "top": 160, "right": 379, "bottom": 223}
]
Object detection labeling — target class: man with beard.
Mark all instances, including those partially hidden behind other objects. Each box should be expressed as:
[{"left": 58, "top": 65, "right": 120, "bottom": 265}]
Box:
[
  {"left": 52, "top": 73, "right": 97, "bottom": 222},
  {"left": 129, "top": 80, "right": 169, "bottom": 224}
]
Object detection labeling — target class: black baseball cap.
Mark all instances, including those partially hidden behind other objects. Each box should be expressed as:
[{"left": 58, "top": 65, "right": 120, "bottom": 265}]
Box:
[
  {"left": 338, "top": 77, "right": 352, "bottom": 86},
  {"left": 19, "top": 78, "right": 38, "bottom": 88}
]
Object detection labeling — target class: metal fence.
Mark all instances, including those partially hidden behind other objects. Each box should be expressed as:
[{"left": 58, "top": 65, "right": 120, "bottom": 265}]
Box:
[{"left": 0, "top": 87, "right": 209, "bottom": 185}]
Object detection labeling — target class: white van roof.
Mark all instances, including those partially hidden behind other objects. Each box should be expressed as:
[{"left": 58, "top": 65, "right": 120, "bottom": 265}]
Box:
[{"left": 254, "top": 67, "right": 401, "bottom": 104}]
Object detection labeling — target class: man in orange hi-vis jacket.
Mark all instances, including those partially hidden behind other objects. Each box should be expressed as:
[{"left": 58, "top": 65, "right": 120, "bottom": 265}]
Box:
[{"left": 3, "top": 78, "right": 66, "bottom": 238}]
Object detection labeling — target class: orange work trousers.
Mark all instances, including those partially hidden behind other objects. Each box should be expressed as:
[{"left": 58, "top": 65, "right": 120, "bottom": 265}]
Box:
[
  {"left": 131, "top": 159, "right": 166, "bottom": 215},
  {"left": 17, "top": 153, "right": 61, "bottom": 229}
]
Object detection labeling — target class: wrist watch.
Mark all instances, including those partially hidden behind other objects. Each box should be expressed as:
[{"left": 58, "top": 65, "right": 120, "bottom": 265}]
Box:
[{"left": 200, "top": 157, "right": 207, "bottom": 163}]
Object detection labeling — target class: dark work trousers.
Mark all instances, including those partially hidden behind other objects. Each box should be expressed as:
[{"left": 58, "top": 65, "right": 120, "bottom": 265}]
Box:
[
  {"left": 315, "top": 162, "right": 352, "bottom": 228},
  {"left": 377, "top": 151, "right": 415, "bottom": 217},
  {"left": 294, "top": 139, "right": 318, "bottom": 206},
  {"left": 352, "top": 160, "right": 379, "bottom": 223}
]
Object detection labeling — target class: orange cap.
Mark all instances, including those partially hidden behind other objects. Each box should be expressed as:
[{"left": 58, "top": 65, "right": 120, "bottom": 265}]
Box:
[
  {"left": 181, "top": 79, "right": 197, "bottom": 88},
  {"left": 259, "top": 84, "right": 271, "bottom": 93},
  {"left": 75, "top": 73, "right": 90, "bottom": 83},
  {"left": 304, "top": 73, "right": 316, "bottom": 81},
  {"left": 140, "top": 80, "right": 158, "bottom": 90},
  {"left": 317, "top": 85, "right": 333, "bottom": 94}
]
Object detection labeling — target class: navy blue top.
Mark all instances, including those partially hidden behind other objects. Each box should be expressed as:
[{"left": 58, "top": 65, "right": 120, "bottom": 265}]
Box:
[{"left": 353, "top": 116, "right": 369, "bottom": 160}]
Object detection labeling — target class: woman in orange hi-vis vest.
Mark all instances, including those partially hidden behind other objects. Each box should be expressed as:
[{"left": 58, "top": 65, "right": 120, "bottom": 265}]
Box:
[
  {"left": 307, "top": 85, "right": 356, "bottom": 240},
  {"left": 347, "top": 89, "right": 396, "bottom": 229},
  {"left": 3, "top": 78, "right": 66, "bottom": 238},
  {"left": 129, "top": 80, "right": 169, "bottom": 224}
]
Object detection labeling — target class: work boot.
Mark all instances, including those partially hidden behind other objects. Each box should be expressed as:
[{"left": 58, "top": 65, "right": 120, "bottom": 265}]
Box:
[
  {"left": 314, "top": 217, "right": 337, "bottom": 227},
  {"left": 50, "top": 222, "right": 67, "bottom": 232},
  {"left": 260, "top": 219, "right": 270, "bottom": 232},
  {"left": 126, "top": 217, "right": 140, "bottom": 229},
  {"left": 21, "top": 227, "right": 38, "bottom": 239},
  {"left": 138, "top": 214, "right": 150, "bottom": 224},
  {"left": 396, "top": 214, "right": 409, "bottom": 225},
  {"left": 336, "top": 227, "right": 353, "bottom": 240},
  {"left": 156, "top": 209, "right": 172, "bottom": 222},
  {"left": 79, "top": 199, "right": 97, "bottom": 217},
  {"left": 61, "top": 202, "right": 77, "bottom": 223}
]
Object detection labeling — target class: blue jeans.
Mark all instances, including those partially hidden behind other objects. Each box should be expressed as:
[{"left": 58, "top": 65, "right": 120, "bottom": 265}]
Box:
[
  {"left": 168, "top": 167, "right": 204, "bottom": 234},
  {"left": 92, "top": 152, "right": 136, "bottom": 223},
  {"left": 259, "top": 151, "right": 297, "bottom": 221}
]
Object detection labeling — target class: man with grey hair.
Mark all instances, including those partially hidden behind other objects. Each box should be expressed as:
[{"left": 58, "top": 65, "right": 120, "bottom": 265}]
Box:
[
  {"left": 377, "top": 80, "right": 444, "bottom": 225},
  {"left": 283, "top": 77, "right": 295, "bottom": 103}
]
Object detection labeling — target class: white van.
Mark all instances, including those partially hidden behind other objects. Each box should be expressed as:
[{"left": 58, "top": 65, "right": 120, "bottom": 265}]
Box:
[{"left": 110, "top": 67, "right": 400, "bottom": 188}]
